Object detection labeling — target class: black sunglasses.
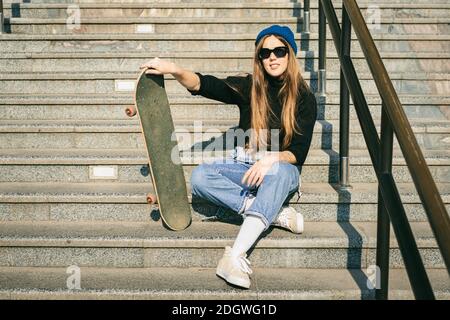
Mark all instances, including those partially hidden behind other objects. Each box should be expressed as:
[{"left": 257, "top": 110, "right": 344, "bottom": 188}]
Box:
[{"left": 258, "top": 46, "right": 288, "bottom": 60}]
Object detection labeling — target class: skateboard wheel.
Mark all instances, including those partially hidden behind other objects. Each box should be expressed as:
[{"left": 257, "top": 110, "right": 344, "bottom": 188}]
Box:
[
  {"left": 147, "top": 193, "right": 158, "bottom": 204},
  {"left": 125, "top": 106, "right": 137, "bottom": 117}
]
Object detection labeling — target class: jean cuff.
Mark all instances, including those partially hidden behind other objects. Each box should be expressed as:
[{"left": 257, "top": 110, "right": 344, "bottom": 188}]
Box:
[
  {"left": 237, "top": 192, "right": 255, "bottom": 214},
  {"left": 242, "top": 210, "right": 270, "bottom": 231}
]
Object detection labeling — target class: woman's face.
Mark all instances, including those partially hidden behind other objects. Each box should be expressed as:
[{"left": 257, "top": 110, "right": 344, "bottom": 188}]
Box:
[{"left": 260, "top": 35, "right": 289, "bottom": 78}]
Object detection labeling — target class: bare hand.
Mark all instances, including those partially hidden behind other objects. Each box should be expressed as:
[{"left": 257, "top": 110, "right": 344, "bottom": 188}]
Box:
[
  {"left": 140, "top": 57, "right": 178, "bottom": 75},
  {"left": 242, "top": 154, "right": 279, "bottom": 188}
]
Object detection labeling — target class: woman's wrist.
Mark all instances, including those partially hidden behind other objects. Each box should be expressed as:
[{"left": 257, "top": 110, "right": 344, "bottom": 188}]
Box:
[
  {"left": 262, "top": 153, "right": 280, "bottom": 165},
  {"left": 170, "top": 63, "right": 182, "bottom": 76},
  {"left": 265, "top": 151, "right": 296, "bottom": 164},
  {"left": 171, "top": 66, "right": 200, "bottom": 91}
]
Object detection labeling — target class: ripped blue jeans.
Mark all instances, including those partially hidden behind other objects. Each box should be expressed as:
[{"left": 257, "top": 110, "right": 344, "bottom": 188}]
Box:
[{"left": 190, "top": 156, "right": 301, "bottom": 230}]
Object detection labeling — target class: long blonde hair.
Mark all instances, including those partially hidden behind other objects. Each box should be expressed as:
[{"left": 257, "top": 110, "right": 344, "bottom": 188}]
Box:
[{"left": 250, "top": 35, "right": 310, "bottom": 151}]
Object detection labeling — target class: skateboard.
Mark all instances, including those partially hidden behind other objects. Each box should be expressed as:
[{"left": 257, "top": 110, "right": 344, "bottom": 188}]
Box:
[{"left": 125, "top": 71, "right": 191, "bottom": 231}]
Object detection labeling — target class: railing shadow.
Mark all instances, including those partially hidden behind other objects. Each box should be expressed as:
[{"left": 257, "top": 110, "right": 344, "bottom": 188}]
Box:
[
  {"left": 333, "top": 184, "right": 374, "bottom": 299},
  {"left": 320, "top": 96, "right": 371, "bottom": 299},
  {"left": 11, "top": 3, "right": 20, "bottom": 18},
  {"left": 3, "top": 17, "right": 10, "bottom": 33},
  {"left": 298, "top": 1, "right": 371, "bottom": 299}
]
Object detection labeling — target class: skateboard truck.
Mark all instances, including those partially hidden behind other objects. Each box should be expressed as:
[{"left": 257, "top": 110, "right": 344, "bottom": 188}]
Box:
[
  {"left": 146, "top": 193, "right": 158, "bottom": 205},
  {"left": 125, "top": 106, "right": 137, "bottom": 117},
  {"left": 125, "top": 106, "right": 157, "bottom": 206}
]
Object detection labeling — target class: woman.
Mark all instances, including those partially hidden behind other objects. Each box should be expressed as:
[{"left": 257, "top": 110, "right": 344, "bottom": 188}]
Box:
[{"left": 140, "top": 25, "right": 317, "bottom": 289}]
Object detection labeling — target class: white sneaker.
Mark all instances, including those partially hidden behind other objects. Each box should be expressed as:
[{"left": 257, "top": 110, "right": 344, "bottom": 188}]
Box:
[
  {"left": 272, "top": 206, "right": 304, "bottom": 234},
  {"left": 216, "top": 246, "right": 253, "bottom": 289}
]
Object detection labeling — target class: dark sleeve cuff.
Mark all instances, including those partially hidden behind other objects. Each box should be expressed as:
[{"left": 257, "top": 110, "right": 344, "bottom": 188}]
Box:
[
  {"left": 187, "top": 72, "right": 203, "bottom": 96},
  {"left": 185, "top": 72, "right": 250, "bottom": 106},
  {"left": 285, "top": 147, "right": 301, "bottom": 165}
]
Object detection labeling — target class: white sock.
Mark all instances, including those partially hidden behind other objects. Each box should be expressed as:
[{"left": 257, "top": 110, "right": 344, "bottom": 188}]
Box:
[
  {"left": 230, "top": 215, "right": 266, "bottom": 258},
  {"left": 239, "top": 194, "right": 256, "bottom": 214},
  {"left": 245, "top": 195, "right": 256, "bottom": 212}
]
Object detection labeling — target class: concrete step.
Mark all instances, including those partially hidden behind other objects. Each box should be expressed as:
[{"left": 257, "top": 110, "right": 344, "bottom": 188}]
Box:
[
  {"left": 1, "top": 149, "right": 449, "bottom": 184},
  {"left": 1, "top": 266, "right": 448, "bottom": 300},
  {"left": 0, "top": 94, "right": 448, "bottom": 121},
  {"left": 3, "top": 0, "right": 449, "bottom": 4},
  {"left": 2, "top": 0, "right": 300, "bottom": 3},
  {"left": 6, "top": 17, "right": 450, "bottom": 35},
  {"left": 0, "top": 72, "right": 448, "bottom": 96},
  {"left": 3, "top": 2, "right": 450, "bottom": 19},
  {"left": 8, "top": 17, "right": 305, "bottom": 34},
  {"left": 1, "top": 33, "right": 448, "bottom": 54},
  {"left": 0, "top": 119, "right": 449, "bottom": 150},
  {"left": 1, "top": 197, "right": 444, "bottom": 224},
  {"left": 306, "top": 0, "right": 450, "bottom": 5},
  {"left": 0, "top": 221, "right": 446, "bottom": 270},
  {"left": 0, "top": 182, "right": 448, "bottom": 223},
  {"left": 309, "top": 2, "right": 450, "bottom": 18},
  {"left": 0, "top": 148, "right": 449, "bottom": 184},
  {"left": 6, "top": 3, "right": 304, "bottom": 20},
  {"left": 2, "top": 118, "right": 448, "bottom": 133},
  {"left": 1, "top": 51, "right": 448, "bottom": 74}
]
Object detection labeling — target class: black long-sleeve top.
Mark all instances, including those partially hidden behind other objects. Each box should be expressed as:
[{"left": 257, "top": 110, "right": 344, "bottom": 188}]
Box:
[{"left": 188, "top": 73, "right": 317, "bottom": 168}]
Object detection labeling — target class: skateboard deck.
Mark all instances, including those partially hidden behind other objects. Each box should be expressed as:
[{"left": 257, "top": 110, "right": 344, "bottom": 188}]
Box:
[{"left": 126, "top": 71, "right": 191, "bottom": 231}]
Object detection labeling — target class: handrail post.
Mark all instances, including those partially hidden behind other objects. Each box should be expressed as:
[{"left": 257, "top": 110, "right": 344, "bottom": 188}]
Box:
[
  {"left": 342, "top": 0, "right": 439, "bottom": 299},
  {"left": 376, "top": 101, "right": 393, "bottom": 300},
  {"left": 0, "top": 0, "right": 4, "bottom": 34},
  {"left": 339, "top": 4, "right": 352, "bottom": 190},
  {"left": 344, "top": 0, "right": 450, "bottom": 285},
  {"left": 318, "top": 0, "right": 327, "bottom": 96},
  {"left": 303, "top": 0, "right": 310, "bottom": 33}
]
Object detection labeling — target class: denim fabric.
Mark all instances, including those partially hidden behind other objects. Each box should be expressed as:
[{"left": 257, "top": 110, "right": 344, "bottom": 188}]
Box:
[{"left": 191, "top": 156, "right": 301, "bottom": 230}]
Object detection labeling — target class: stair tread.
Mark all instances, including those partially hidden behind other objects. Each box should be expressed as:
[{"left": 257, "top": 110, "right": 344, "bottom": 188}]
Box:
[
  {"left": 0, "top": 93, "right": 448, "bottom": 105},
  {"left": 1, "top": 119, "right": 448, "bottom": 133},
  {"left": 0, "top": 220, "right": 440, "bottom": 249},
  {"left": 9, "top": 3, "right": 305, "bottom": 9},
  {"left": 3, "top": 51, "right": 449, "bottom": 59},
  {"left": 8, "top": 16, "right": 450, "bottom": 23},
  {"left": 2, "top": 148, "right": 449, "bottom": 165},
  {"left": 7, "top": 2, "right": 450, "bottom": 9},
  {"left": 2, "top": 33, "right": 449, "bottom": 40},
  {"left": 0, "top": 71, "right": 448, "bottom": 80},
  {"left": 0, "top": 266, "right": 448, "bottom": 299},
  {"left": 0, "top": 182, "right": 449, "bottom": 203},
  {"left": 9, "top": 16, "right": 304, "bottom": 24}
]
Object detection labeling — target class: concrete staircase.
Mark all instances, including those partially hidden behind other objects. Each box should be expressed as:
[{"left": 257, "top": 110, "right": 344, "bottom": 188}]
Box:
[{"left": 0, "top": 0, "right": 449, "bottom": 299}]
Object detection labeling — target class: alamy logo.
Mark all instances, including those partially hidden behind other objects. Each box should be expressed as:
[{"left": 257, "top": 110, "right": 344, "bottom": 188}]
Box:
[
  {"left": 66, "top": 5, "right": 81, "bottom": 31},
  {"left": 66, "top": 265, "right": 81, "bottom": 290},
  {"left": 366, "top": 5, "right": 381, "bottom": 32},
  {"left": 366, "top": 265, "right": 381, "bottom": 290}
]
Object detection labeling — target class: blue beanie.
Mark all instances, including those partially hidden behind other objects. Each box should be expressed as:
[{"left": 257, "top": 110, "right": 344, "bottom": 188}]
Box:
[{"left": 255, "top": 25, "right": 297, "bottom": 55}]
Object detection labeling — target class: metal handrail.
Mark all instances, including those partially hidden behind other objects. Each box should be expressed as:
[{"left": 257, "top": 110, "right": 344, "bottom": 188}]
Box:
[
  {"left": 317, "top": 0, "right": 326, "bottom": 96},
  {"left": 0, "top": 0, "right": 4, "bottom": 34},
  {"left": 318, "top": 0, "right": 450, "bottom": 299},
  {"left": 343, "top": 0, "right": 450, "bottom": 272},
  {"left": 338, "top": 5, "right": 351, "bottom": 189},
  {"left": 303, "top": 0, "right": 310, "bottom": 33}
]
